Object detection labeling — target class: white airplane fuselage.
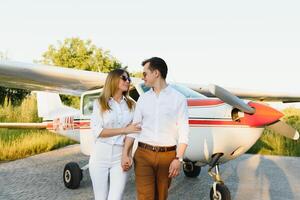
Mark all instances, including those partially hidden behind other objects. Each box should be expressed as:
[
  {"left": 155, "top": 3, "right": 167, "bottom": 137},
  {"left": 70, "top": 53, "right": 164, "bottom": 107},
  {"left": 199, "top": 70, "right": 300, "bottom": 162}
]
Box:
[{"left": 44, "top": 90, "right": 282, "bottom": 166}]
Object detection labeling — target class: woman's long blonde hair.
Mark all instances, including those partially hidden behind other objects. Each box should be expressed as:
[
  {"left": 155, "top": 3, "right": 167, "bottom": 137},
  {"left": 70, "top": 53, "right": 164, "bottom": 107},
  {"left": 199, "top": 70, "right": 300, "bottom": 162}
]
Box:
[{"left": 98, "top": 69, "right": 135, "bottom": 112}]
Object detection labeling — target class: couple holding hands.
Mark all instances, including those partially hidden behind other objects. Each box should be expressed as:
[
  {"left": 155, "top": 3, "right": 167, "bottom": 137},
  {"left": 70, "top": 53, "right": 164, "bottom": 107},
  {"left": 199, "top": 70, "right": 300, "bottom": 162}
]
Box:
[{"left": 89, "top": 57, "right": 189, "bottom": 200}]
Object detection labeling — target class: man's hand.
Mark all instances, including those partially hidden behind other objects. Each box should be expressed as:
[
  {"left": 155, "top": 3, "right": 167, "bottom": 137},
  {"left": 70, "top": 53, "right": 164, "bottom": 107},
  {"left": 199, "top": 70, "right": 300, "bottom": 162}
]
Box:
[
  {"left": 121, "top": 154, "right": 133, "bottom": 172},
  {"left": 168, "top": 159, "right": 181, "bottom": 178}
]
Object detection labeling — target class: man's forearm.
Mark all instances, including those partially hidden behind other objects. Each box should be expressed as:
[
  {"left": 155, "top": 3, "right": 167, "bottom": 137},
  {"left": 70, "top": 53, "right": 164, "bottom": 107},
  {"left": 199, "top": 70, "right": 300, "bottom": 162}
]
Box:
[
  {"left": 123, "top": 136, "right": 135, "bottom": 156},
  {"left": 176, "top": 143, "right": 188, "bottom": 158}
]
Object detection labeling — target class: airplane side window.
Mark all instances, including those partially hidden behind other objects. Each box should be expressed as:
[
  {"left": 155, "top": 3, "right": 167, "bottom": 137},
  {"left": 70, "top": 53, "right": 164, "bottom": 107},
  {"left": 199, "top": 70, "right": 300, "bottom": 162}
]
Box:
[
  {"left": 83, "top": 93, "right": 100, "bottom": 115},
  {"left": 129, "top": 88, "right": 140, "bottom": 101}
]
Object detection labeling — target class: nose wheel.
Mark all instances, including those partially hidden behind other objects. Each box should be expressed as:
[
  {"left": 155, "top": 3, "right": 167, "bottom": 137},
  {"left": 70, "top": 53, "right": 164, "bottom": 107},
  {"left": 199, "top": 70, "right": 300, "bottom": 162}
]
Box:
[
  {"left": 208, "top": 153, "right": 231, "bottom": 200},
  {"left": 210, "top": 182, "right": 231, "bottom": 200}
]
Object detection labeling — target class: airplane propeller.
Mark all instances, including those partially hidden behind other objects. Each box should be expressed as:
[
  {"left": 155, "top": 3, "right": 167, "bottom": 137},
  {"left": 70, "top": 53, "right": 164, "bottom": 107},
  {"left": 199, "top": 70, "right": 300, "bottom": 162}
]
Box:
[
  {"left": 267, "top": 120, "right": 299, "bottom": 140},
  {"left": 208, "top": 84, "right": 255, "bottom": 114},
  {"left": 208, "top": 84, "right": 299, "bottom": 140}
]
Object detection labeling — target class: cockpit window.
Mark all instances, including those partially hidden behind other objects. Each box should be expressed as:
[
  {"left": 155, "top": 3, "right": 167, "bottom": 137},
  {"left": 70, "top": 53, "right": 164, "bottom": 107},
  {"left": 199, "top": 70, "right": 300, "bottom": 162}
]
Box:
[
  {"left": 140, "top": 84, "right": 151, "bottom": 93},
  {"left": 82, "top": 92, "right": 100, "bottom": 115}
]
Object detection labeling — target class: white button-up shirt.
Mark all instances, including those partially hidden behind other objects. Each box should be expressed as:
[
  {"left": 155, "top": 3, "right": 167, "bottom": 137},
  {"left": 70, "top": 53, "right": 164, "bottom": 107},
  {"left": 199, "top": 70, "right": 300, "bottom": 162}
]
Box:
[
  {"left": 91, "top": 97, "right": 134, "bottom": 145},
  {"left": 128, "top": 85, "right": 189, "bottom": 146}
]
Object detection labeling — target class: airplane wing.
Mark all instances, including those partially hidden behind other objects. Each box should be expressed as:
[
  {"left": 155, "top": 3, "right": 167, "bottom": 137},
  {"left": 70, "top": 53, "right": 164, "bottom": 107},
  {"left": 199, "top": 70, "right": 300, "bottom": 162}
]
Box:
[
  {"left": 0, "top": 60, "right": 107, "bottom": 96},
  {"left": 1, "top": 60, "right": 300, "bottom": 102},
  {"left": 185, "top": 83, "right": 300, "bottom": 103}
]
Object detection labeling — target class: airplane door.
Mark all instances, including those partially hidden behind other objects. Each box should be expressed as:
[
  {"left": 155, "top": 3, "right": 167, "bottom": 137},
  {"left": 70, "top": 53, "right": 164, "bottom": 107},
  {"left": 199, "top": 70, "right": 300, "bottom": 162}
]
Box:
[{"left": 79, "top": 89, "right": 101, "bottom": 155}]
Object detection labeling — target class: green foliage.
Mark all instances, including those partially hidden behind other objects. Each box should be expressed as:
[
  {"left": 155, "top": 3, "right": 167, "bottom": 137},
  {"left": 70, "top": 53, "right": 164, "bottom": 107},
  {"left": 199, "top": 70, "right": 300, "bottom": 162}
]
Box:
[
  {"left": 0, "top": 95, "right": 41, "bottom": 123},
  {"left": 0, "top": 87, "right": 31, "bottom": 106},
  {"left": 40, "top": 37, "right": 122, "bottom": 108},
  {"left": 248, "top": 107, "right": 300, "bottom": 156},
  {"left": 41, "top": 37, "right": 122, "bottom": 72},
  {"left": 59, "top": 95, "right": 81, "bottom": 109},
  {"left": 0, "top": 52, "right": 30, "bottom": 106}
]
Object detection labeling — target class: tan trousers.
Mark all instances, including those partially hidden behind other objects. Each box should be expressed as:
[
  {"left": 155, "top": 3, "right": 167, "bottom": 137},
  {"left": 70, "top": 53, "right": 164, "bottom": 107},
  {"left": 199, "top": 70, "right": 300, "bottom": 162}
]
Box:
[{"left": 134, "top": 146, "right": 176, "bottom": 200}]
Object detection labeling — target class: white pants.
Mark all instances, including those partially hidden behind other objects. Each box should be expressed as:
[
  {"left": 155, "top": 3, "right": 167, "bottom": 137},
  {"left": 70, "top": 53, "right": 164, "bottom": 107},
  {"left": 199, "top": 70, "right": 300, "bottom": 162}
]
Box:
[{"left": 89, "top": 141, "right": 128, "bottom": 200}]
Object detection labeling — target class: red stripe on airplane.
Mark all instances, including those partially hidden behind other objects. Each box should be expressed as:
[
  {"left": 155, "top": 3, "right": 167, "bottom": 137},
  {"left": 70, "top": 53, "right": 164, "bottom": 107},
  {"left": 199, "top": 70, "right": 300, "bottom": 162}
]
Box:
[
  {"left": 189, "top": 119, "right": 247, "bottom": 126},
  {"left": 187, "top": 99, "right": 224, "bottom": 107}
]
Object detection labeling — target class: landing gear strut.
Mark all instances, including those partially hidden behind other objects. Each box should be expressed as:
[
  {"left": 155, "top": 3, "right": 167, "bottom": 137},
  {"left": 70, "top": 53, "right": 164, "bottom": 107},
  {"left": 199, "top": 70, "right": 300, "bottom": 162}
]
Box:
[{"left": 208, "top": 153, "right": 231, "bottom": 200}]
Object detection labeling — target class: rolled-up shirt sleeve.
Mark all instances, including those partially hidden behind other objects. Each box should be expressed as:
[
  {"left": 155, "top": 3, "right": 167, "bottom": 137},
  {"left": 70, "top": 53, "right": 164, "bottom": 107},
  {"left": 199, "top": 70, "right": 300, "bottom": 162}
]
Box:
[
  {"left": 127, "top": 98, "right": 142, "bottom": 139},
  {"left": 91, "top": 100, "right": 104, "bottom": 139},
  {"left": 177, "top": 98, "right": 189, "bottom": 144}
]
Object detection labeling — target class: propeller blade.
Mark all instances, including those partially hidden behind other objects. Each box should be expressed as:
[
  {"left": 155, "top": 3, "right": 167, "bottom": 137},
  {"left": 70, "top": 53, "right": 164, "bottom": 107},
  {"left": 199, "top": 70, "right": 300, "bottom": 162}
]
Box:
[
  {"left": 267, "top": 120, "right": 299, "bottom": 140},
  {"left": 208, "top": 84, "right": 255, "bottom": 114}
]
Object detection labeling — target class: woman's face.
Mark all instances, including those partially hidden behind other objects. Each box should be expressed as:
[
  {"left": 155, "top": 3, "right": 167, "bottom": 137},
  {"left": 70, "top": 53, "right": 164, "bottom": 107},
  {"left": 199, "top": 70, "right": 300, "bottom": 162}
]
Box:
[{"left": 118, "top": 72, "right": 131, "bottom": 92}]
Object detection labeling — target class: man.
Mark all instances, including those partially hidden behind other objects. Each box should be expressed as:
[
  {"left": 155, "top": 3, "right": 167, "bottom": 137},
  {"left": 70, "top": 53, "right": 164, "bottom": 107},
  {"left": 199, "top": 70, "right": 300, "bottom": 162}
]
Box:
[{"left": 122, "top": 57, "right": 189, "bottom": 200}]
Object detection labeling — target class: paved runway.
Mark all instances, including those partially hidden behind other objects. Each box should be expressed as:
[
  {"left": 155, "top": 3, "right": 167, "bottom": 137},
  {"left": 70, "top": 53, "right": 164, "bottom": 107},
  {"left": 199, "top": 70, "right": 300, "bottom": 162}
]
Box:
[{"left": 1, "top": 144, "right": 299, "bottom": 200}]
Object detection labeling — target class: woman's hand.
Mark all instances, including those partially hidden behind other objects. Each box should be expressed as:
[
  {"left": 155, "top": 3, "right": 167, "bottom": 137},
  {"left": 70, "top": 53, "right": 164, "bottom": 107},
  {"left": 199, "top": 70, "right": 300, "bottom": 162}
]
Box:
[
  {"left": 121, "top": 154, "right": 133, "bottom": 171},
  {"left": 123, "top": 122, "right": 141, "bottom": 134}
]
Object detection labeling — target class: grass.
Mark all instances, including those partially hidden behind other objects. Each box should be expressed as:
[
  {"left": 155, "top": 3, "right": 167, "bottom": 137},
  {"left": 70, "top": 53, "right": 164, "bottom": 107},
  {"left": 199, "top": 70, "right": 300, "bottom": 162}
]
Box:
[
  {"left": 0, "top": 95, "right": 76, "bottom": 161},
  {"left": 247, "top": 107, "right": 300, "bottom": 156},
  {"left": 0, "top": 129, "right": 76, "bottom": 161},
  {"left": 0, "top": 95, "right": 41, "bottom": 123}
]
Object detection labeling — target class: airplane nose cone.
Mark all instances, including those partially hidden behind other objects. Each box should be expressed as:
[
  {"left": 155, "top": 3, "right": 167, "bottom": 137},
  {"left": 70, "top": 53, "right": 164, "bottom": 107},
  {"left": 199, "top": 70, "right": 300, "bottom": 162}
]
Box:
[{"left": 243, "top": 102, "right": 284, "bottom": 127}]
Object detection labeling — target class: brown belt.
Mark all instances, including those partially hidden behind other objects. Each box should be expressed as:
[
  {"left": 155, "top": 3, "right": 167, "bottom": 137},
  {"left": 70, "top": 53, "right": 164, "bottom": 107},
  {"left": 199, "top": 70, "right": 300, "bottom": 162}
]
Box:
[{"left": 138, "top": 142, "right": 176, "bottom": 152}]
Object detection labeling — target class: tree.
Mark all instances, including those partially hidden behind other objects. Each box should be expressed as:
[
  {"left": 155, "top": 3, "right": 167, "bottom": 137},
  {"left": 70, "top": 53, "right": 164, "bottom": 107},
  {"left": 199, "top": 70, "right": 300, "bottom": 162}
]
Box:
[
  {"left": 0, "top": 52, "right": 30, "bottom": 106},
  {"left": 40, "top": 38, "right": 123, "bottom": 108},
  {"left": 41, "top": 38, "right": 121, "bottom": 72},
  {"left": 130, "top": 71, "right": 143, "bottom": 78}
]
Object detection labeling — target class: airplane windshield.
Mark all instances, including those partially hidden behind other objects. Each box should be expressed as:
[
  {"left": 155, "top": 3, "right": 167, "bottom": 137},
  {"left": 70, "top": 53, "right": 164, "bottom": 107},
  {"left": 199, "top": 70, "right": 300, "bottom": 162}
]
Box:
[
  {"left": 170, "top": 84, "right": 206, "bottom": 99},
  {"left": 139, "top": 83, "right": 206, "bottom": 99},
  {"left": 140, "top": 84, "right": 151, "bottom": 93}
]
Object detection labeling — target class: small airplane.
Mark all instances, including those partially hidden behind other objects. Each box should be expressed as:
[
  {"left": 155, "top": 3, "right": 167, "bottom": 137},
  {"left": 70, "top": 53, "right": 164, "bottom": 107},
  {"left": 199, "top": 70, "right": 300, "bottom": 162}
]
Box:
[{"left": 0, "top": 60, "right": 299, "bottom": 200}]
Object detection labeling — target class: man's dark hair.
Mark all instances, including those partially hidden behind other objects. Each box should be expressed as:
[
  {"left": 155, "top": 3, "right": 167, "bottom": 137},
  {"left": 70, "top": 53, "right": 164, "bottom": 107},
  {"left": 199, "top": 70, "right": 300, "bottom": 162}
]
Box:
[{"left": 142, "top": 57, "right": 168, "bottom": 79}]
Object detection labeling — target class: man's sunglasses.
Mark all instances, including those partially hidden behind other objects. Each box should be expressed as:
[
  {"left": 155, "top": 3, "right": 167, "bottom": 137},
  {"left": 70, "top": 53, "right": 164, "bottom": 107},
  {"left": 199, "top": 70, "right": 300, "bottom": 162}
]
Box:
[{"left": 120, "top": 75, "right": 131, "bottom": 83}]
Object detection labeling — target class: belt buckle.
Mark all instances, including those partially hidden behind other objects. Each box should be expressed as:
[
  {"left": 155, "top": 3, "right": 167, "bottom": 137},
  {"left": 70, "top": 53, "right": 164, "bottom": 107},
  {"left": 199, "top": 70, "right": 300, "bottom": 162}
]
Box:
[{"left": 152, "top": 146, "right": 159, "bottom": 152}]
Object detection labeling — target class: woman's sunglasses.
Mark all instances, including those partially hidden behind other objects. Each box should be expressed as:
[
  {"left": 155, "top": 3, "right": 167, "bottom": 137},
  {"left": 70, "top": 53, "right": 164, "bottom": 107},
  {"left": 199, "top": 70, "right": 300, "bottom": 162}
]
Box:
[{"left": 120, "top": 75, "right": 131, "bottom": 83}]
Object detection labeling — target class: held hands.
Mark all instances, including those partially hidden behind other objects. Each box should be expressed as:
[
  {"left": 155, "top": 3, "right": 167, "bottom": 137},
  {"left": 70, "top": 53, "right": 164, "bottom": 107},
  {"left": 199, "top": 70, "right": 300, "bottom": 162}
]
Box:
[
  {"left": 121, "top": 154, "right": 133, "bottom": 172},
  {"left": 123, "top": 122, "right": 141, "bottom": 134},
  {"left": 168, "top": 159, "right": 181, "bottom": 178}
]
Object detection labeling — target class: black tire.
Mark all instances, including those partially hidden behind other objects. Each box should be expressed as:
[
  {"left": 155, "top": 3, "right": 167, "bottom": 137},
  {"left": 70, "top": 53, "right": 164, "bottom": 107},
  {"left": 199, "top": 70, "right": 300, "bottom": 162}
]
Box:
[
  {"left": 210, "top": 183, "right": 231, "bottom": 200},
  {"left": 63, "top": 162, "right": 82, "bottom": 189},
  {"left": 183, "top": 162, "right": 201, "bottom": 178}
]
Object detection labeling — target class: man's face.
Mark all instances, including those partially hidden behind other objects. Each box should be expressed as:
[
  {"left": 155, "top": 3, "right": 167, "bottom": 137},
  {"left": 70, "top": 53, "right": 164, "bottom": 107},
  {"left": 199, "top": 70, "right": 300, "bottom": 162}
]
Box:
[{"left": 142, "top": 62, "right": 156, "bottom": 87}]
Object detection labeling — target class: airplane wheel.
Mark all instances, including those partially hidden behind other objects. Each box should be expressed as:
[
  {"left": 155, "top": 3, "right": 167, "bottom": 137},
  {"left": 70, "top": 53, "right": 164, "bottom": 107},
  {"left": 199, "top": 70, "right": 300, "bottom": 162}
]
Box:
[
  {"left": 183, "top": 162, "right": 201, "bottom": 178},
  {"left": 63, "top": 162, "right": 82, "bottom": 189},
  {"left": 210, "top": 183, "right": 231, "bottom": 200}
]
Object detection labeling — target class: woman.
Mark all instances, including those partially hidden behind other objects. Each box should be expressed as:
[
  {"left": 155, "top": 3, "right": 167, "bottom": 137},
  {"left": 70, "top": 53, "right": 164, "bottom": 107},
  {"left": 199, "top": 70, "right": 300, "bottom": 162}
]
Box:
[{"left": 89, "top": 69, "right": 141, "bottom": 200}]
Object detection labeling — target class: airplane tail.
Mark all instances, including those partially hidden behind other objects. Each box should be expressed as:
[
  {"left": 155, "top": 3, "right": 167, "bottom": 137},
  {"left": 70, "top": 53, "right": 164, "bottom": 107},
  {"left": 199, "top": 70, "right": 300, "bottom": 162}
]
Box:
[{"left": 36, "top": 91, "right": 80, "bottom": 120}]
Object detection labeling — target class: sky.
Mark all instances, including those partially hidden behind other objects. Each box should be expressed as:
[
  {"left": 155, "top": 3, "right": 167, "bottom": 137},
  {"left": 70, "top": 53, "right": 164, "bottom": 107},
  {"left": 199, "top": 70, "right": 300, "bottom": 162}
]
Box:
[{"left": 1, "top": 0, "right": 300, "bottom": 105}]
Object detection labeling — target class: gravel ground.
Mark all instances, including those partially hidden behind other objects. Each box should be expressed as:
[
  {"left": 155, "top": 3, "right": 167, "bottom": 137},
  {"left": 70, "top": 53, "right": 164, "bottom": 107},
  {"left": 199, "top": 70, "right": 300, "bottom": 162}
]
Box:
[{"left": 1, "top": 144, "right": 299, "bottom": 200}]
